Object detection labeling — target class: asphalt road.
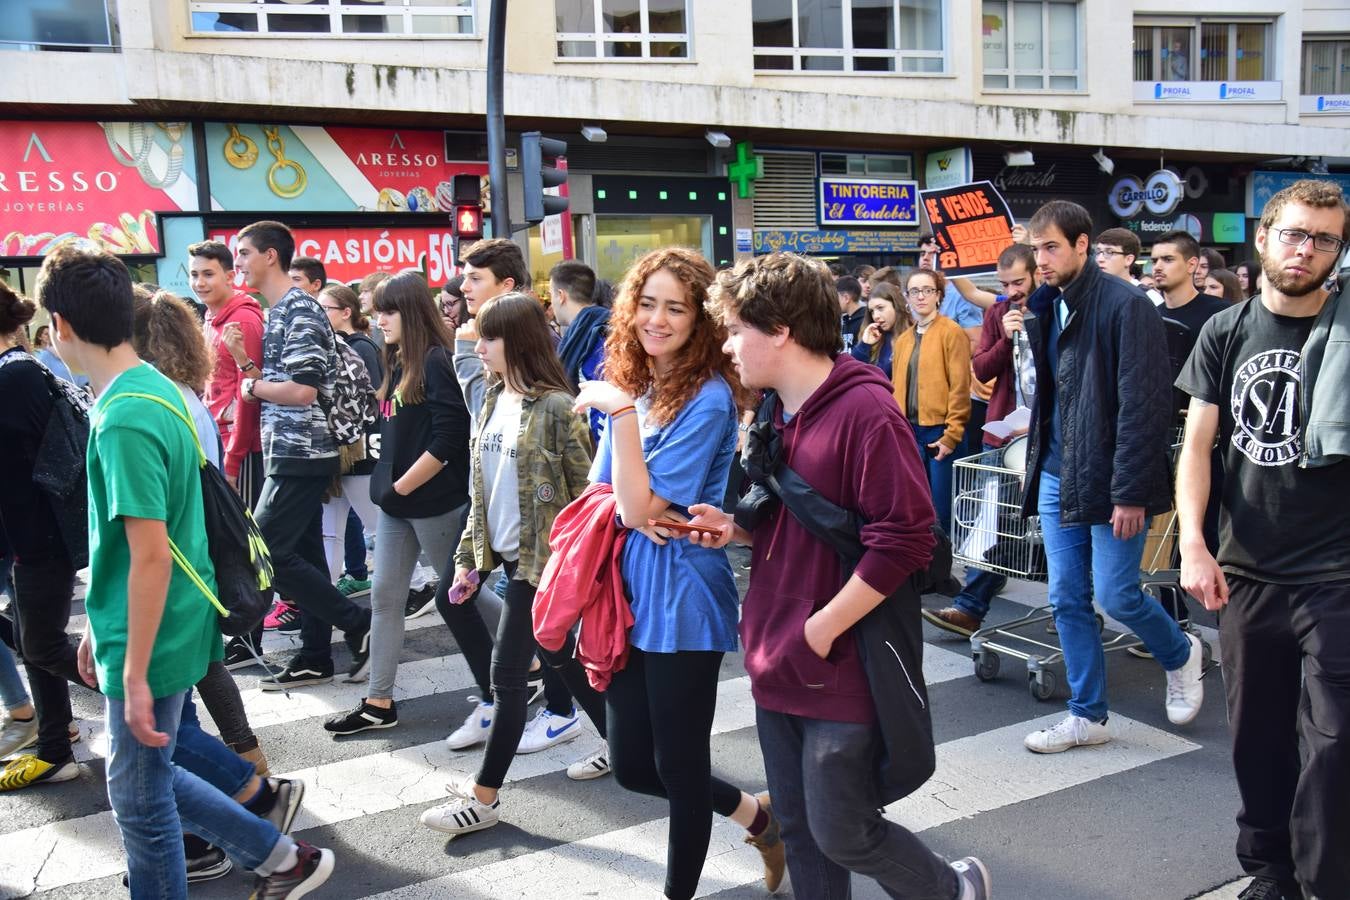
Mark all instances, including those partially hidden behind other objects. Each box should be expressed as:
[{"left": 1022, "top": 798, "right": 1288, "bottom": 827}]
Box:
[{"left": 2, "top": 551, "right": 1255, "bottom": 900}]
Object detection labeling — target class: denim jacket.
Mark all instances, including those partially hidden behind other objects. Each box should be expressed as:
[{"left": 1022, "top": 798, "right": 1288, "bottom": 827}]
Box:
[
  {"left": 455, "top": 382, "right": 593, "bottom": 586},
  {"left": 1301, "top": 286, "right": 1350, "bottom": 468}
]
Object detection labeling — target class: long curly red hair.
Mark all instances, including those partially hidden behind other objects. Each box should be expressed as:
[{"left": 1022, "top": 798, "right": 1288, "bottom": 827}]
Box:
[{"left": 604, "top": 248, "right": 750, "bottom": 425}]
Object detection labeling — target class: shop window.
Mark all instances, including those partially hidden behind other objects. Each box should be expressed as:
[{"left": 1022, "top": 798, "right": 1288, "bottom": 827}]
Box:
[
  {"left": 818, "top": 151, "right": 913, "bottom": 178},
  {"left": 1132, "top": 19, "right": 1273, "bottom": 83},
  {"left": 752, "top": 0, "right": 946, "bottom": 74},
  {"left": 188, "top": 0, "right": 476, "bottom": 37},
  {"left": 555, "top": 0, "right": 690, "bottom": 59},
  {"left": 593, "top": 215, "right": 709, "bottom": 283},
  {"left": 982, "top": 0, "right": 1081, "bottom": 91},
  {"left": 1302, "top": 38, "right": 1350, "bottom": 95},
  {"left": 3, "top": 0, "right": 116, "bottom": 49}
]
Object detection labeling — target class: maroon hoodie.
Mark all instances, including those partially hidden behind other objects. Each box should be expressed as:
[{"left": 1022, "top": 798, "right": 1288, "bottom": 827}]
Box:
[{"left": 740, "top": 354, "right": 936, "bottom": 723}]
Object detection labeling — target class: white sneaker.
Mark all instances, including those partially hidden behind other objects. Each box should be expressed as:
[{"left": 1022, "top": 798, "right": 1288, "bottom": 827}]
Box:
[
  {"left": 445, "top": 700, "right": 495, "bottom": 751},
  {"left": 566, "top": 746, "right": 611, "bottom": 781},
  {"left": 1164, "top": 633, "right": 1205, "bottom": 725},
  {"left": 1024, "top": 714, "right": 1111, "bottom": 753},
  {"left": 0, "top": 717, "right": 38, "bottom": 759},
  {"left": 515, "top": 707, "right": 582, "bottom": 754},
  {"left": 420, "top": 789, "right": 500, "bottom": 836}
]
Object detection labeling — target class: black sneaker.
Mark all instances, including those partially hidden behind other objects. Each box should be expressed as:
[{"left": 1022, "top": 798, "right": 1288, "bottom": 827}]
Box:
[
  {"left": 404, "top": 584, "right": 437, "bottom": 620},
  {"left": 1237, "top": 877, "right": 1297, "bottom": 900},
  {"left": 343, "top": 629, "right": 371, "bottom": 683},
  {"left": 259, "top": 777, "right": 306, "bottom": 834},
  {"left": 120, "top": 845, "right": 233, "bottom": 888},
  {"left": 323, "top": 700, "right": 398, "bottom": 736},
  {"left": 224, "top": 635, "right": 264, "bottom": 671},
  {"left": 259, "top": 657, "right": 333, "bottom": 692},
  {"left": 252, "top": 841, "right": 335, "bottom": 900}
]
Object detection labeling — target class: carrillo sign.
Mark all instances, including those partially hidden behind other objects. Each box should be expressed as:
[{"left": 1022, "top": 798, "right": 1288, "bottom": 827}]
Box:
[{"left": 1108, "top": 169, "right": 1184, "bottom": 219}]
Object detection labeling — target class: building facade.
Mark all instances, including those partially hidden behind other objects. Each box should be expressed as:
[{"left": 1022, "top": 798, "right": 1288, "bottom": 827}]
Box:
[{"left": 3, "top": 0, "right": 1347, "bottom": 291}]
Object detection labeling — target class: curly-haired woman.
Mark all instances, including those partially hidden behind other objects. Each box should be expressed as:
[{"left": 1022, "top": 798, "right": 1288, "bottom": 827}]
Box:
[{"left": 573, "top": 247, "right": 785, "bottom": 899}]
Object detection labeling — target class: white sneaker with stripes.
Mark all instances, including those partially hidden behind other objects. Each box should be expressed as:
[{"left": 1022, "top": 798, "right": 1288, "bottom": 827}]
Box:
[
  {"left": 420, "top": 777, "right": 500, "bottom": 837},
  {"left": 566, "top": 746, "right": 611, "bottom": 781}
]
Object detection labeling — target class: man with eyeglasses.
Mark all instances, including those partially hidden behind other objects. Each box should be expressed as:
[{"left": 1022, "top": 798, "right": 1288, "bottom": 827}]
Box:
[
  {"left": 1176, "top": 179, "right": 1350, "bottom": 900},
  {"left": 1093, "top": 228, "right": 1163, "bottom": 306}
]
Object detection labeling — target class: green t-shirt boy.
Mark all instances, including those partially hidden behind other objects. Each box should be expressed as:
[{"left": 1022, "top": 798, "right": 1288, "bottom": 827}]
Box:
[{"left": 86, "top": 363, "right": 222, "bottom": 699}]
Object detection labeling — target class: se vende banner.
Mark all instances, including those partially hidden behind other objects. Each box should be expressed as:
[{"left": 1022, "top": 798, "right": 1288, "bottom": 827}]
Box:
[{"left": 918, "top": 181, "right": 1015, "bottom": 277}]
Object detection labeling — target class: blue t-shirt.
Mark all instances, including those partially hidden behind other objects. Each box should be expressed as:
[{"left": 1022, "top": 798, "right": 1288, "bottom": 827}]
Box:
[
  {"left": 941, "top": 282, "right": 984, "bottom": 330},
  {"left": 589, "top": 376, "right": 740, "bottom": 653}
]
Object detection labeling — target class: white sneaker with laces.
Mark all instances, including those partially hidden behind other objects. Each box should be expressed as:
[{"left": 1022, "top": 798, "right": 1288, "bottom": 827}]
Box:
[
  {"left": 1024, "top": 714, "right": 1111, "bottom": 753},
  {"left": 0, "top": 717, "right": 38, "bottom": 759},
  {"left": 1164, "top": 632, "right": 1205, "bottom": 725},
  {"left": 445, "top": 700, "right": 495, "bottom": 751},
  {"left": 515, "top": 707, "right": 582, "bottom": 754},
  {"left": 566, "top": 747, "right": 611, "bottom": 781},
  {"left": 420, "top": 777, "right": 500, "bottom": 837}
]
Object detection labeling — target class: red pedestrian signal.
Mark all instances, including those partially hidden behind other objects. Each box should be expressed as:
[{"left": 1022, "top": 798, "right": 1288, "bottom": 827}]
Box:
[{"left": 455, "top": 204, "right": 483, "bottom": 239}]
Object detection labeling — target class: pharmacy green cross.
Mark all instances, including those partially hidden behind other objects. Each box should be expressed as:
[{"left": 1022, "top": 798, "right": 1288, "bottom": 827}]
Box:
[{"left": 727, "top": 142, "right": 764, "bottom": 199}]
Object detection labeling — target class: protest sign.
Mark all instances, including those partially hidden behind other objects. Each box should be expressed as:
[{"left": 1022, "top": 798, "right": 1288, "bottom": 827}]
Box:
[{"left": 919, "top": 181, "right": 1015, "bottom": 277}]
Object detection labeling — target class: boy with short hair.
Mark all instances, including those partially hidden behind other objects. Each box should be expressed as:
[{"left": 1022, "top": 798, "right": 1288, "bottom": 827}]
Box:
[
  {"left": 37, "top": 241, "right": 333, "bottom": 898},
  {"left": 691, "top": 252, "right": 991, "bottom": 900}
]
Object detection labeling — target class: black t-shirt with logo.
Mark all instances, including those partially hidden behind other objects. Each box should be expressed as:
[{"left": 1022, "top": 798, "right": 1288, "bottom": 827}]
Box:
[
  {"left": 1161, "top": 292, "right": 1230, "bottom": 416},
  {"left": 1177, "top": 297, "right": 1350, "bottom": 584}
]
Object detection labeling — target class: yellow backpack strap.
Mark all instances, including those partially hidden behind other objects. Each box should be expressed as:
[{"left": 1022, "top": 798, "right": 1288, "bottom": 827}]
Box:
[
  {"left": 102, "top": 390, "right": 208, "bottom": 469},
  {"left": 102, "top": 390, "right": 225, "bottom": 616}
]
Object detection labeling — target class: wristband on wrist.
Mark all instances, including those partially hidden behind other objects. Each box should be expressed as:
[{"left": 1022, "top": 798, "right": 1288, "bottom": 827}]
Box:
[
  {"left": 239, "top": 359, "right": 257, "bottom": 373},
  {"left": 611, "top": 405, "right": 636, "bottom": 421}
]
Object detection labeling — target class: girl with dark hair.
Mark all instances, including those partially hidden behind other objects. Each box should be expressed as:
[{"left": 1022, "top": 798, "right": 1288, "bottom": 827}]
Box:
[
  {"left": 1234, "top": 258, "right": 1261, "bottom": 298},
  {"left": 1203, "top": 269, "right": 1244, "bottom": 304},
  {"left": 851, "top": 282, "right": 909, "bottom": 379},
  {"left": 323, "top": 272, "right": 471, "bottom": 735},
  {"left": 420, "top": 292, "right": 597, "bottom": 835},
  {"left": 316, "top": 282, "right": 383, "bottom": 597},
  {"left": 570, "top": 248, "right": 785, "bottom": 899}
]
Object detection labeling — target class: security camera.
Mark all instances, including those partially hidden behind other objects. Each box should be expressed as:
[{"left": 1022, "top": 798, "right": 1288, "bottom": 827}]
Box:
[{"left": 1093, "top": 149, "right": 1115, "bottom": 176}]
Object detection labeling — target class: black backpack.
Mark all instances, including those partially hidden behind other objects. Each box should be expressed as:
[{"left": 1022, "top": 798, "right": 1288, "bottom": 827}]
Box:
[{"left": 103, "top": 391, "right": 274, "bottom": 636}]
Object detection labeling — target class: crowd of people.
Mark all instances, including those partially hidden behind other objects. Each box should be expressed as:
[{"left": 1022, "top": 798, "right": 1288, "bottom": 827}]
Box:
[{"left": 0, "top": 177, "right": 1346, "bottom": 900}]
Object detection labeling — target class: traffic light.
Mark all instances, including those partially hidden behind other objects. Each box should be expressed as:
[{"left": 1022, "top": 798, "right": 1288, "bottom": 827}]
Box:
[
  {"left": 449, "top": 173, "right": 483, "bottom": 239},
  {"left": 521, "top": 131, "right": 568, "bottom": 225}
]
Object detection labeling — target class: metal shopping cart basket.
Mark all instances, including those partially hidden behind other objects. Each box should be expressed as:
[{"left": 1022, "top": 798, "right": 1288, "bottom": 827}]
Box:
[{"left": 951, "top": 435, "right": 1212, "bottom": 700}]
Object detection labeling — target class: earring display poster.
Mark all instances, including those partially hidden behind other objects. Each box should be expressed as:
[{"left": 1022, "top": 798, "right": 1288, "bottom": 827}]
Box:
[
  {"left": 0, "top": 121, "right": 200, "bottom": 257},
  {"left": 919, "top": 181, "right": 1016, "bottom": 278},
  {"left": 203, "top": 124, "right": 487, "bottom": 214}
]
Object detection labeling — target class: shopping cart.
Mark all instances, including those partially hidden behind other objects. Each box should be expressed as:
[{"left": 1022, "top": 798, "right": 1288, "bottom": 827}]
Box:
[{"left": 950, "top": 437, "right": 1212, "bottom": 701}]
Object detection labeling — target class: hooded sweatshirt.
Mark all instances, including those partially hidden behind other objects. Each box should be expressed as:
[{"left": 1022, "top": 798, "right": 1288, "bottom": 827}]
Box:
[{"left": 740, "top": 354, "right": 936, "bottom": 723}]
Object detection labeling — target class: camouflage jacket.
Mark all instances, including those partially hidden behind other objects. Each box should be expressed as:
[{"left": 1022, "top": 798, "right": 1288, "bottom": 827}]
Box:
[
  {"left": 259, "top": 287, "right": 338, "bottom": 472},
  {"left": 455, "top": 382, "right": 593, "bottom": 586}
]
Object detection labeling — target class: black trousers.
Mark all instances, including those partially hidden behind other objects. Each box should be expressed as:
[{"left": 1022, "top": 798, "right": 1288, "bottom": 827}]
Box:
[
  {"left": 607, "top": 647, "right": 743, "bottom": 900},
  {"left": 1221, "top": 574, "right": 1350, "bottom": 897},
  {"left": 10, "top": 555, "right": 83, "bottom": 761},
  {"left": 254, "top": 474, "right": 370, "bottom": 668}
]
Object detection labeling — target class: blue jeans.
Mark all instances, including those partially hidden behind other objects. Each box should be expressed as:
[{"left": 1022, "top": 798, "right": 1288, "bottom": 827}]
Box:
[
  {"left": 911, "top": 423, "right": 954, "bottom": 533},
  {"left": 0, "top": 638, "right": 29, "bottom": 711},
  {"left": 1038, "top": 471, "right": 1191, "bottom": 722},
  {"left": 172, "top": 692, "right": 255, "bottom": 798},
  {"left": 106, "top": 690, "right": 292, "bottom": 899},
  {"left": 756, "top": 708, "right": 958, "bottom": 900}
]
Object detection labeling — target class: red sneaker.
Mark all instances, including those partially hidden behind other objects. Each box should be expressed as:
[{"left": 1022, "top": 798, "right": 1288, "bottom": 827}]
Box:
[{"left": 264, "top": 600, "right": 301, "bottom": 632}]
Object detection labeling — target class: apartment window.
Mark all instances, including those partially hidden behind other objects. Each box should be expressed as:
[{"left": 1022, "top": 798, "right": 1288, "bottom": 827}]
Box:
[
  {"left": 555, "top": 0, "right": 689, "bottom": 58},
  {"left": 819, "top": 151, "right": 913, "bottom": 178},
  {"left": 752, "top": 0, "right": 946, "bottom": 74},
  {"left": 188, "top": 1, "right": 475, "bottom": 36},
  {"left": 3, "top": 0, "right": 116, "bottom": 49},
  {"left": 982, "top": 1, "right": 1080, "bottom": 91},
  {"left": 1302, "top": 38, "right": 1350, "bottom": 95},
  {"left": 1132, "top": 19, "right": 1272, "bottom": 82}
]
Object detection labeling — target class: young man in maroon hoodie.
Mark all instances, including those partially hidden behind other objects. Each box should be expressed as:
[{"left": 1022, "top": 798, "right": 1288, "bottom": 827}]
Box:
[{"left": 689, "top": 253, "right": 991, "bottom": 900}]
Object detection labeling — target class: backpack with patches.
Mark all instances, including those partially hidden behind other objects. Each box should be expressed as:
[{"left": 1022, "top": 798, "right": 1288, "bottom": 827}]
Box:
[{"left": 326, "top": 335, "right": 378, "bottom": 472}]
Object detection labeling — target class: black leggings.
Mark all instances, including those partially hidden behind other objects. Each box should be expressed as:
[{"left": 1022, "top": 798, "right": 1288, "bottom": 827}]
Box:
[{"left": 607, "top": 647, "right": 743, "bottom": 900}]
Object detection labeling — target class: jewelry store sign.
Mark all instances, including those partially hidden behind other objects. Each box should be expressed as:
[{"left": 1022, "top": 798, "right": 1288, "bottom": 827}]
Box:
[
  {"left": 0, "top": 121, "right": 200, "bottom": 257},
  {"left": 818, "top": 177, "right": 919, "bottom": 227},
  {"left": 204, "top": 124, "right": 487, "bottom": 213}
]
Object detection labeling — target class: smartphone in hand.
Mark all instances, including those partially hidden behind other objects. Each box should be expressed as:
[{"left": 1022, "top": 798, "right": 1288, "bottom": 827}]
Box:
[
  {"left": 448, "top": 569, "right": 480, "bottom": 604},
  {"left": 647, "top": 519, "right": 706, "bottom": 536}
]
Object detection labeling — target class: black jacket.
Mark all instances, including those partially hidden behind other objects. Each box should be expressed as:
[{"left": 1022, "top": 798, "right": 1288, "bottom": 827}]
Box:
[{"left": 1021, "top": 263, "right": 1173, "bottom": 525}]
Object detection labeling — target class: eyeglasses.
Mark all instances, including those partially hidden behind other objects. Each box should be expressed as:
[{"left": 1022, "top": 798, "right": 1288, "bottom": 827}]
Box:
[
  {"left": 906, "top": 287, "right": 939, "bottom": 299},
  {"left": 1094, "top": 247, "right": 1126, "bottom": 258},
  {"left": 1272, "top": 228, "right": 1346, "bottom": 254}
]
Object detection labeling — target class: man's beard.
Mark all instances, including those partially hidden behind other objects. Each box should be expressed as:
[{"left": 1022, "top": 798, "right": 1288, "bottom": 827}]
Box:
[{"left": 1261, "top": 252, "right": 1336, "bottom": 297}]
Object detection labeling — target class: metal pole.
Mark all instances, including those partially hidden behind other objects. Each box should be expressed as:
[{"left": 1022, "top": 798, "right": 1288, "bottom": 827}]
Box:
[{"left": 486, "top": 0, "right": 509, "bottom": 238}]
